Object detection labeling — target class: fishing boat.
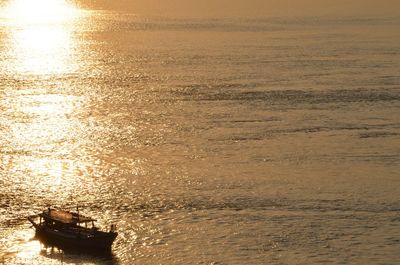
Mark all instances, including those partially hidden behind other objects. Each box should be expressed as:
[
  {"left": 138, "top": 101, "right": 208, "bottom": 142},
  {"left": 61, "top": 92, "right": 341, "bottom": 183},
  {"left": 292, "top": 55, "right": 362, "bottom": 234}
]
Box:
[{"left": 28, "top": 208, "right": 118, "bottom": 251}]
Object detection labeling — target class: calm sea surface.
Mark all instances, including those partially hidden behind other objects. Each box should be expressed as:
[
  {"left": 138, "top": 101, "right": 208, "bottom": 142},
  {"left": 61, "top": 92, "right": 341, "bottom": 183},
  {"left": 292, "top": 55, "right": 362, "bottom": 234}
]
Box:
[{"left": 0, "top": 8, "right": 400, "bottom": 264}]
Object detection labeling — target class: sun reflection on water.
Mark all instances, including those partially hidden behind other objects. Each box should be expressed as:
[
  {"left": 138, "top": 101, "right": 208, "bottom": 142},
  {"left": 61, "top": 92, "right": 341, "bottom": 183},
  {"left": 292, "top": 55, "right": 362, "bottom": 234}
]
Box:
[
  {"left": 2, "top": 0, "right": 80, "bottom": 25},
  {"left": 15, "top": 238, "right": 41, "bottom": 261},
  {"left": 10, "top": 26, "right": 77, "bottom": 75},
  {"left": 7, "top": 92, "right": 83, "bottom": 153},
  {"left": 0, "top": 1, "right": 90, "bottom": 262},
  {"left": 1, "top": 0, "right": 82, "bottom": 77},
  {"left": 1, "top": 229, "right": 41, "bottom": 264}
]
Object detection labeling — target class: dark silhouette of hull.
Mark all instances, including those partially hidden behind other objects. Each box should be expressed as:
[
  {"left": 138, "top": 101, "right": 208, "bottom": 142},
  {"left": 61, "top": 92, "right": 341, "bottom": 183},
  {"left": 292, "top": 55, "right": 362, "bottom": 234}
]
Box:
[{"left": 34, "top": 225, "right": 118, "bottom": 251}]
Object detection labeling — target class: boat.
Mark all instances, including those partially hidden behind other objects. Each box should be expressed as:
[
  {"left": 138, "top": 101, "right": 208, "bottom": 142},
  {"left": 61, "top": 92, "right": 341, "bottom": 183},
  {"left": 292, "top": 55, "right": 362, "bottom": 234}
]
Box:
[{"left": 28, "top": 207, "right": 118, "bottom": 251}]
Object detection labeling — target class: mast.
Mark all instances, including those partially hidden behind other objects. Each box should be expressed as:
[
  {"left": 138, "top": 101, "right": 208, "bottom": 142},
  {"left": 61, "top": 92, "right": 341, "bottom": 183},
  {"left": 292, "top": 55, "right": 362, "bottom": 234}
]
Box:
[{"left": 76, "top": 205, "right": 80, "bottom": 222}]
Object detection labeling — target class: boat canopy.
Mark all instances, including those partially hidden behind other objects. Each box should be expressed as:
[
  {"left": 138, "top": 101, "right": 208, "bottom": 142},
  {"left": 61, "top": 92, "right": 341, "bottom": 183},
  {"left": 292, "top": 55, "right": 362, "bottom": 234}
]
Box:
[{"left": 39, "top": 209, "right": 96, "bottom": 224}]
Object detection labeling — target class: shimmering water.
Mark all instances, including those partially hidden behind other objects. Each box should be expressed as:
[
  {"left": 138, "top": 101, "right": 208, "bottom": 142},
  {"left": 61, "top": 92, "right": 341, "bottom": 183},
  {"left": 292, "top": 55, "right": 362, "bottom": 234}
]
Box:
[{"left": 0, "top": 4, "right": 400, "bottom": 264}]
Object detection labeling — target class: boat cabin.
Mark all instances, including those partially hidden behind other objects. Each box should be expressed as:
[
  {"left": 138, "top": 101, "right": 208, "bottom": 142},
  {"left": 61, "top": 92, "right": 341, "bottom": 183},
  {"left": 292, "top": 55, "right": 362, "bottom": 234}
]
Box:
[{"left": 38, "top": 208, "right": 98, "bottom": 229}]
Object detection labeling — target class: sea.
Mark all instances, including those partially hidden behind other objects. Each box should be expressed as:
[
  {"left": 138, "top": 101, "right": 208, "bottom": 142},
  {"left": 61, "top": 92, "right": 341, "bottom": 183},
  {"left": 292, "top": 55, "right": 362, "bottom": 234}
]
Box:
[{"left": 0, "top": 7, "right": 399, "bottom": 265}]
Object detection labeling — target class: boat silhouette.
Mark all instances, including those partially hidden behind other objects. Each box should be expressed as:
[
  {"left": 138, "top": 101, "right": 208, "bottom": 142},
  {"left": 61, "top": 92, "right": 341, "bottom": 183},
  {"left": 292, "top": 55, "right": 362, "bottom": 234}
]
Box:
[{"left": 28, "top": 208, "right": 118, "bottom": 251}]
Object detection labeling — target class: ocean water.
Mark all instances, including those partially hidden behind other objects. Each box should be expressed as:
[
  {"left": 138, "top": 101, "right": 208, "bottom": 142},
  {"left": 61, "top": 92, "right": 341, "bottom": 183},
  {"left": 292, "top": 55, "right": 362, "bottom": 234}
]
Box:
[{"left": 0, "top": 9, "right": 400, "bottom": 264}]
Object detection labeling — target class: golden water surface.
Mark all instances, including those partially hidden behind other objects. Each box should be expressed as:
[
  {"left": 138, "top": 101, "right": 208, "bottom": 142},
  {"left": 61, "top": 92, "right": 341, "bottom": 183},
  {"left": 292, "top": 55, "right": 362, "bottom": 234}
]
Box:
[{"left": 0, "top": 1, "right": 400, "bottom": 264}]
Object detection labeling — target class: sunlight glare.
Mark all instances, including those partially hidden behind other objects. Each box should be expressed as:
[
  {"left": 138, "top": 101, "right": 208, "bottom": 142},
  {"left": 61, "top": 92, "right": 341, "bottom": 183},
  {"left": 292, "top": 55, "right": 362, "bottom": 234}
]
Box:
[
  {"left": 1, "top": 1, "right": 82, "bottom": 76},
  {"left": 16, "top": 240, "right": 41, "bottom": 260},
  {"left": 3, "top": 0, "right": 80, "bottom": 24},
  {"left": 11, "top": 27, "right": 76, "bottom": 75}
]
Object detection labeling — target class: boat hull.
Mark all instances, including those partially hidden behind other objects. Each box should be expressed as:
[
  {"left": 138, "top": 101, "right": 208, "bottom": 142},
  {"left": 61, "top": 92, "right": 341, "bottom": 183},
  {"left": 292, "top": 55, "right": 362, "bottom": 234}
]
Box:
[{"left": 35, "top": 227, "right": 118, "bottom": 251}]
